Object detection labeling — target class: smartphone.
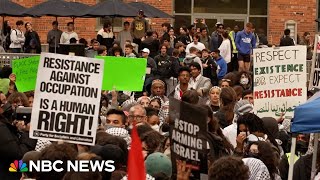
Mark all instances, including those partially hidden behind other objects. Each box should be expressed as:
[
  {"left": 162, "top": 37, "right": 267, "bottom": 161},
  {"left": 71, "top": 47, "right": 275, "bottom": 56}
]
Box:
[{"left": 16, "top": 107, "right": 32, "bottom": 124}]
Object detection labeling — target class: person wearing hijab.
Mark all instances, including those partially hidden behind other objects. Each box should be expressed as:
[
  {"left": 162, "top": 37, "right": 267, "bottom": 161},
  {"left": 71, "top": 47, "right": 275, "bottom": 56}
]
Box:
[{"left": 242, "top": 157, "right": 271, "bottom": 180}]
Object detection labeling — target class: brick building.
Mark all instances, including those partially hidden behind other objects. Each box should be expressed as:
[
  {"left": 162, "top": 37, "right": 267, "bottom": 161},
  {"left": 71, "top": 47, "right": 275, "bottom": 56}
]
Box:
[{"left": 5, "top": 0, "right": 318, "bottom": 45}]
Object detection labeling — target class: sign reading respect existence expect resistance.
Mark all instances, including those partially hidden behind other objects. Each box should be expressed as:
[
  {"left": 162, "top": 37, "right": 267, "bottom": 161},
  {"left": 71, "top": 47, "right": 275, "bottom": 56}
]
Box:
[
  {"left": 253, "top": 46, "right": 307, "bottom": 118},
  {"left": 30, "top": 53, "right": 104, "bottom": 146}
]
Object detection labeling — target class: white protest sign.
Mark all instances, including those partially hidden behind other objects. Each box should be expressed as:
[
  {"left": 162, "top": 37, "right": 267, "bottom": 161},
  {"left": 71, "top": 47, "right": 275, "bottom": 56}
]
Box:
[
  {"left": 309, "top": 35, "right": 320, "bottom": 90},
  {"left": 30, "top": 53, "right": 104, "bottom": 145},
  {"left": 253, "top": 46, "right": 307, "bottom": 118}
]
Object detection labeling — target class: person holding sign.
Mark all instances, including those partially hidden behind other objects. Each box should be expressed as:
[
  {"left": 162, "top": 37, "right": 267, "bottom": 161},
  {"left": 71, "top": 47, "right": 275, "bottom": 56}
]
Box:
[{"left": 235, "top": 22, "right": 256, "bottom": 72}]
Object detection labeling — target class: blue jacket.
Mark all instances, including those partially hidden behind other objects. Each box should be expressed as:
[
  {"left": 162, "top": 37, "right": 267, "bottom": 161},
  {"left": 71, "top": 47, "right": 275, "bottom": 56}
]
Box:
[
  {"left": 215, "top": 56, "right": 227, "bottom": 80},
  {"left": 235, "top": 30, "right": 256, "bottom": 55}
]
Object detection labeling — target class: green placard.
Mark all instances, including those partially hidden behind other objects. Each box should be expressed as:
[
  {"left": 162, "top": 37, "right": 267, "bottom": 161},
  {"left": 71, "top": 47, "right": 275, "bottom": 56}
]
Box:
[
  {"left": 12, "top": 56, "right": 40, "bottom": 92},
  {"left": 0, "top": 78, "right": 10, "bottom": 94},
  {"left": 96, "top": 56, "right": 147, "bottom": 91}
]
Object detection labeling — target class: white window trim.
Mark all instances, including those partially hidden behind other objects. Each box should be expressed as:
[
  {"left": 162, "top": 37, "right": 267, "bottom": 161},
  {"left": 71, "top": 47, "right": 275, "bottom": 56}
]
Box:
[{"left": 285, "top": 20, "right": 298, "bottom": 43}]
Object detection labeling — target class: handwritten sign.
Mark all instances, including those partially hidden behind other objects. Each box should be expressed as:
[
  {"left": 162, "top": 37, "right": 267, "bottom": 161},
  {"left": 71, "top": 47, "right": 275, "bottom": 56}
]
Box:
[
  {"left": 253, "top": 46, "right": 307, "bottom": 118},
  {"left": 12, "top": 56, "right": 40, "bottom": 92},
  {"left": 309, "top": 35, "right": 320, "bottom": 90},
  {"left": 169, "top": 98, "right": 208, "bottom": 179},
  {"left": 30, "top": 53, "right": 104, "bottom": 146}
]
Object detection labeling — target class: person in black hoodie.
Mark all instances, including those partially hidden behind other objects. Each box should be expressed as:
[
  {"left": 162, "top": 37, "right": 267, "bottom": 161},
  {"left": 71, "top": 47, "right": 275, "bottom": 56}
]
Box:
[
  {"left": 280, "top": 29, "right": 295, "bottom": 46},
  {"left": 177, "top": 26, "right": 189, "bottom": 45},
  {"left": 24, "top": 22, "right": 41, "bottom": 53},
  {"left": 141, "top": 31, "right": 160, "bottom": 58},
  {"left": 0, "top": 93, "right": 37, "bottom": 180},
  {"left": 97, "top": 22, "right": 115, "bottom": 50},
  {"left": 201, "top": 49, "right": 218, "bottom": 86}
]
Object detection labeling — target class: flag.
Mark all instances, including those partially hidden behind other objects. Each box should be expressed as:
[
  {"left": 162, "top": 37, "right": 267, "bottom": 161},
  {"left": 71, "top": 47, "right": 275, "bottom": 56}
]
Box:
[{"left": 128, "top": 125, "right": 146, "bottom": 180}]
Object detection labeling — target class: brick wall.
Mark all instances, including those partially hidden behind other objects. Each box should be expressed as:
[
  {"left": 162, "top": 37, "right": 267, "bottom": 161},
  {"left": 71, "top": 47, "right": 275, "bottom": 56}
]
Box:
[
  {"left": 5, "top": 0, "right": 173, "bottom": 45},
  {"left": 268, "top": 0, "right": 317, "bottom": 45},
  {"left": 4, "top": 0, "right": 317, "bottom": 45}
]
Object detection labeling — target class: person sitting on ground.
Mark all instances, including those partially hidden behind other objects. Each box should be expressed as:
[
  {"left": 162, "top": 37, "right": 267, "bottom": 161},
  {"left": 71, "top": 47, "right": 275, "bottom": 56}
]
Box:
[
  {"left": 244, "top": 141, "right": 281, "bottom": 180},
  {"left": 105, "top": 109, "right": 127, "bottom": 129},
  {"left": 206, "top": 86, "right": 221, "bottom": 113},
  {"left": 242, "top": 89, "right": 254, "bottom": 105},
  {"left": 124, "top": 44, "right": 136, "bottom": 58},
  {"left": 97, "top": 45, "right": 107, "bottom": 56},
  {"left": 171, "top": 67, "right": 192, "bottom": 100},
  {"left": 145, "top": 107, "right": 160, "bottom": 131},
  {"left": 214, "top": 87, "right": 237, "bottom": 129},
  {"left": 137, "top": 96, "right": 151, "bottom": 108},
  {"left": 145, "top": 152, "right": 172, "bottom": 179},
  {"left": 85, "top": 40, "right": 100, "bottom": 58},
  {"left": 189, "top": 62, "right": 212, "bottom": 97},
  {"left": 183, "top": 47, "right": 203, "bottom": 74},
  {"left": 209, "top": 156, "right": 249, "bottom": 180},
  {"left": 150, "top": 79, "right": 169, "bottom": 103}
]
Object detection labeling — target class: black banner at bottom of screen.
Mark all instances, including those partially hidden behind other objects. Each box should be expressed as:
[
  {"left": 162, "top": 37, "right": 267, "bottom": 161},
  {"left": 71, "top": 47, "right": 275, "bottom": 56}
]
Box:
[{"left": 32, "top": 130, "right": 93, "bottom": 143}]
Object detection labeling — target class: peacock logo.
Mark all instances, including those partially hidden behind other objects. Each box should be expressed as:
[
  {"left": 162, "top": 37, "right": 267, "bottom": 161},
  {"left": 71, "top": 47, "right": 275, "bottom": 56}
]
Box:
[{"left": 9, "top": 160, "right": 28, "bottom": 172}]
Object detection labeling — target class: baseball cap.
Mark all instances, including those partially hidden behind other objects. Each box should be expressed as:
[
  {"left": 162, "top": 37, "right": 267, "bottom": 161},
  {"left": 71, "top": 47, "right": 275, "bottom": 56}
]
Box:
[
  {"left": 141, "top": 48, "right": 150, "bottom": 54},
  {"left": 145, "top": 152, "right": 172, "bottom": 178},
  {"left": 216, "top": 22, "right": 223, "bottom": 26}
]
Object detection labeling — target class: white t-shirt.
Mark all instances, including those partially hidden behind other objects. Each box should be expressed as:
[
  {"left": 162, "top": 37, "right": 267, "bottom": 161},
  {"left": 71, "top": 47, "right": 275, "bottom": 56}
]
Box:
[
  {"left": 186, "top": 42, "right": 206, "bottom": 55},
  {"left": 219, "top": 39, "right": 232, "bottom": 63},
  {"left": 60, "top": 31, "right": 78, "bottom": 44},
  {"left": 223, "top": 123, "right": 237, "bottom": 148}
]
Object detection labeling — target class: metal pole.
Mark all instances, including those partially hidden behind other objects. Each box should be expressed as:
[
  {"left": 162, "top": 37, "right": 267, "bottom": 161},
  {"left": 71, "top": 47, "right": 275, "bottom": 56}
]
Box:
[
  {"left": 55, "top": 16, "right": 58, "bottom": 54},
  {"left": 288, "top": 136, "right": 297, "bottom": 180},
  {"left": 311, "top": 133, "right": 319, "bottom": 180}
]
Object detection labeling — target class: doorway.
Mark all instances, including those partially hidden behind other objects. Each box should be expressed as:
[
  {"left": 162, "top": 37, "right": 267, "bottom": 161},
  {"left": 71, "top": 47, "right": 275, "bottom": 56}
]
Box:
[{"left": 192, "top": 14, "right": 246, "bottom": 34}]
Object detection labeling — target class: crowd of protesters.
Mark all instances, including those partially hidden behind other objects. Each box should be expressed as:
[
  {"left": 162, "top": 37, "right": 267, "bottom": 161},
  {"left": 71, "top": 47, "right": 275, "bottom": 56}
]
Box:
[{"left": 0, "top": 9, "right": 317, "bottom": 180}]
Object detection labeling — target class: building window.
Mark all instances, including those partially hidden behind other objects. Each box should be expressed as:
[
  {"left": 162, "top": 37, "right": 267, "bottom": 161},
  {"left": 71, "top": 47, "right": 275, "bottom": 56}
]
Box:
[
  {"left": 249, "top": 17, "right": 267, "bottom": 35},
  {"left": 175, "top": 0, "right": 191, "bottom": 13},
  {"left": 250, "top": 0, "right": 268, "bottom": 15},
  {"left": 285, "top": 20, "right": 297, "bottom": 43},
  {"left": 194, "top": 0, "right": 248, "bottom": 14},
  {"left": 174, "top": 15, "right": 191, "bottom": 31}
]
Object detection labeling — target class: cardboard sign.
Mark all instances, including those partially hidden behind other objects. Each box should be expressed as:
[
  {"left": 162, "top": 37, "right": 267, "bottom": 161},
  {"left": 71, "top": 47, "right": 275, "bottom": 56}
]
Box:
[
  {"left": 169, "top": 98, "right": 208, "bottom": 179},
  {"left": 30, "top": 53, "right": 104, "bottom": 145},
  {"left": 309, "top": 35, "right": 320, "bottom": 90},
  {"left": 96, "top": 56, "right": 147, "bottom": 91},
  {"left": 253, "top": 46, "right": 307, "bottom": 118},
  {"left": 12, "top": 56, "right": 40, "bottom": 92}
]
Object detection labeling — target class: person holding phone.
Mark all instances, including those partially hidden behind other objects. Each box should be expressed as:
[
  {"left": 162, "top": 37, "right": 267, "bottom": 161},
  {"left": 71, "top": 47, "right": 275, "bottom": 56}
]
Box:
[{"left": 0, "top": 93, "right": 37, "bottom": 180}]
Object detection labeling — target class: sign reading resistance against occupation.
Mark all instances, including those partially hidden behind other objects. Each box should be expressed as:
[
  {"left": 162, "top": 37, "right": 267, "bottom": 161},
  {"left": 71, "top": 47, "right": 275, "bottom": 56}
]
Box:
[
  {"left": 30, "top": 53, "right": 104, "bottom": 146},
  {"left": 169, "top": 98, "right": 208, "bottom": 179},
  {"left": 253, "top": 46, "right": 307, "bottom": 118}
]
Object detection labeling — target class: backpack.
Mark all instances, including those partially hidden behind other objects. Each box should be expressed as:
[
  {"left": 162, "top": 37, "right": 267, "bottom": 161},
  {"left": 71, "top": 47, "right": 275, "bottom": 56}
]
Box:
[
  {"left": 5, "top": 29, "right": 17, "bottom": 50},
  {"left": 156, "top": 55, "right": 172, "bottom": 78},
  {"left": 183, "top": 56, "right": 196, "bottom": 67}
]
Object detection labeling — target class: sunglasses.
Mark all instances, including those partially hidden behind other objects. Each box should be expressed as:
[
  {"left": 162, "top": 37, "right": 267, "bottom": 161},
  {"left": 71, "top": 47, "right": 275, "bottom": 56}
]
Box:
[{"left": 221, "top": 79, "right": 231, "bottom": 82}]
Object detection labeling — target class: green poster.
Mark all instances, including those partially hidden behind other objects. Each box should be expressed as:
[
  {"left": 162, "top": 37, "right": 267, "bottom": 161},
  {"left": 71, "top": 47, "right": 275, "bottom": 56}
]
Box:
[
  {"left": 96, "top": 56, "right": 147, "bottom": 91},
  {"left": 12, "top": 56, "right": 40, "bottom": 92}
]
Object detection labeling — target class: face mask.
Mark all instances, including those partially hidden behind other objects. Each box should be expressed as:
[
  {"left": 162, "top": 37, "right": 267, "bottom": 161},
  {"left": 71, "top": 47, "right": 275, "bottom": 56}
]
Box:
[
  {"left": 151, "top": 124, "right": 160, "bottom": 132},
  {"left": 105, "top": 124, "right": 116, "bottom": 130},
  {"left": 240, "top": 78, "right": 249, "bottom": 85}
]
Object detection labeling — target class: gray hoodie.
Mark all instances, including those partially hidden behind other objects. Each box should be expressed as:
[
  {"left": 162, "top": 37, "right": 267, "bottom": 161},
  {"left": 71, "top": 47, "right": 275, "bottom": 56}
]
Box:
[{"left": 183, "top": 54, "right": 203, "bottom": 74}]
